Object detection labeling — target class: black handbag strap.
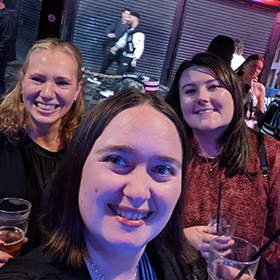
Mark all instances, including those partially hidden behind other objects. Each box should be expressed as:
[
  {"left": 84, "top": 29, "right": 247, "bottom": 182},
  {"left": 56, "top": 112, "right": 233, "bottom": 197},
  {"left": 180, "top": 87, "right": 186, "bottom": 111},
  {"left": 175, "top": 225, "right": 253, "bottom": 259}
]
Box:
[{"left": 258, "top": 134, "right": 269, "bottom": 181}]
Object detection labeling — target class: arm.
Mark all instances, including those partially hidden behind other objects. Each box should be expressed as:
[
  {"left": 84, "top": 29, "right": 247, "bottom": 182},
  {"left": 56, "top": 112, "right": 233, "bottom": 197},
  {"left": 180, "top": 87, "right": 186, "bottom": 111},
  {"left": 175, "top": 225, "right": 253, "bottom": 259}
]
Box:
[
  {"left": 131, "top": 32, "right": 145, "bottom": 60},
  {"left": 261, "top": 140, "right": 280, "bottom": 266},
  {"left": 110, "top": 32, "right": 128, "bottom": 54},
  {"left": 0, "top": 15, "right": 15, "bottom": 59},
  {"left": 256, "top": 83, "right": 265, "bottom": 113},
  {"left": 105, "top": 21, "right": 116, "bottom": 38}
]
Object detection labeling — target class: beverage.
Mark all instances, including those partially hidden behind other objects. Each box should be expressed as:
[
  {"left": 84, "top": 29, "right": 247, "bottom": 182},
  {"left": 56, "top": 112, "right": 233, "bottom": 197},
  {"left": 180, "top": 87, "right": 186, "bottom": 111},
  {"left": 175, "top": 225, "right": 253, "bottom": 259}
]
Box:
[
  {"left": 0, "top": 226, "right": 24, "bottom": 257},
  {"left": 208, "top": 258, "right": 254, "bottom": 280}
]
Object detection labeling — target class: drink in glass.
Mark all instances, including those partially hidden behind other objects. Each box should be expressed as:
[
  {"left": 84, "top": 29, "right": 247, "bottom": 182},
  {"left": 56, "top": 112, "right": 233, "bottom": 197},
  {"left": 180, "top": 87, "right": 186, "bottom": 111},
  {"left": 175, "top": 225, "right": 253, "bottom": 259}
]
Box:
[
  {"left": 208, "top": 236, "right": 260, "bottom": 280},
  {"left": 207, "top": 210, "right": 237, "bottom": 236},
  {"left": 0, "top": 226, "right": 24, "bottom": 257},
  {"left": 0, "top": 198, "right": 31, "bottom": 257}
]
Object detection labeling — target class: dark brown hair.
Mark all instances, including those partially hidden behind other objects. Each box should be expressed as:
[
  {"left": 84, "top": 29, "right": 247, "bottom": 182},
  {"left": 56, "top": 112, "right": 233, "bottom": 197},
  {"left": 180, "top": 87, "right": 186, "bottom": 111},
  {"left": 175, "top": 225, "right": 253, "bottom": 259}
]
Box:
[{"left": 166, "top": 52, "right": 253, "bottom": 177}]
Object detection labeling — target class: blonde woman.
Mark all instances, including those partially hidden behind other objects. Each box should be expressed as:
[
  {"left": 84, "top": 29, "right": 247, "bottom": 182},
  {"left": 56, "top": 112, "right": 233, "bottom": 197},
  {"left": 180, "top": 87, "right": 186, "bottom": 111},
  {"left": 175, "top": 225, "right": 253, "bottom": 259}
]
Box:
[{"left": 0, "top": 38, "right": 84, "bottom": 260}]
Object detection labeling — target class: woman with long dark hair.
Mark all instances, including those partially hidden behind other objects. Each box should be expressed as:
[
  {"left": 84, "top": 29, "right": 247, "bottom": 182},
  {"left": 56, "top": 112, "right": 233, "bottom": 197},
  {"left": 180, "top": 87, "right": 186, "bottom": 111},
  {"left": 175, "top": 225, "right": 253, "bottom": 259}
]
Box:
[{"left": 166, "top": 53, "right": 280, "bottom": 279}]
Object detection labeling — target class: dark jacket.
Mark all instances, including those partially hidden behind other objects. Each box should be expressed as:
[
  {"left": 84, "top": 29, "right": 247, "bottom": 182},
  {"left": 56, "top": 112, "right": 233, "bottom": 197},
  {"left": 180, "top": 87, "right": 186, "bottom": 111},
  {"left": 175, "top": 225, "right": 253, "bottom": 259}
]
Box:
[
  {"left": 0, "top": 8, "right": 16, "bottom": 61},
  {"left": 0, "top": 246, "right": 207, "bottom": 280}
]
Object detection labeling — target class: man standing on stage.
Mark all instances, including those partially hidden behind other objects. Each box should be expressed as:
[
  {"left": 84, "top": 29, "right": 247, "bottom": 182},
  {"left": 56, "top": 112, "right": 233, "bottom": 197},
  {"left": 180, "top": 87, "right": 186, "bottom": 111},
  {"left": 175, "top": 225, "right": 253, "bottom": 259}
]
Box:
[{"left": 111, "top": 11, "right": 145, "bottom": 75}]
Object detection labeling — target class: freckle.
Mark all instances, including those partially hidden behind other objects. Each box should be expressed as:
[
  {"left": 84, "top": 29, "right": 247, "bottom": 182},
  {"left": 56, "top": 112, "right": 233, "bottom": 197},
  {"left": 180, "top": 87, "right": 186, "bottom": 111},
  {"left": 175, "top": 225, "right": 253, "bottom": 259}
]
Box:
[
  {"left": 84, "top": 192, "right": 86, "bottom": 195},
  {"left": 95, "top": 187, "right": 99, "bottom": 193}
]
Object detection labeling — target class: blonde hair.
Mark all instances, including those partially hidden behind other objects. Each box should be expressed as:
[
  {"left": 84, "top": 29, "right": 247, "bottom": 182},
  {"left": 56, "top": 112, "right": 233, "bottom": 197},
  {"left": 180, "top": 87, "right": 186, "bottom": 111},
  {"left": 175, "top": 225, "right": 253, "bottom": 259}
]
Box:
[{"left": 0, "top": 38, "right": 84, "bottom": 146}]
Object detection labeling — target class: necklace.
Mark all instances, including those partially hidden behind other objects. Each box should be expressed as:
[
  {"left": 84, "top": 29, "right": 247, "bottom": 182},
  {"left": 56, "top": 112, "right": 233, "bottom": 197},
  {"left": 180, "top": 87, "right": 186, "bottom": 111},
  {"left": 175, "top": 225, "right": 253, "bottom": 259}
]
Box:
[
  {"left": 198, "top": 146, "right": 219, "bottom": 172},
  {"left": 87, "top": 257, "right": 138, "bottom": 280}
]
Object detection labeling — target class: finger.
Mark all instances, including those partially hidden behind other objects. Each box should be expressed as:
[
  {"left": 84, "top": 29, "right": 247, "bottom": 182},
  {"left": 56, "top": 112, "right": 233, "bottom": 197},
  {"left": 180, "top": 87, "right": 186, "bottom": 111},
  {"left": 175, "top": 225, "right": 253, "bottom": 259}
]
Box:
[
  {"left": 23, "top": 237, "right": 28, "bottom": 244},
  {"left": 0, "top": 250, "right": 13, "bottom": 263}
]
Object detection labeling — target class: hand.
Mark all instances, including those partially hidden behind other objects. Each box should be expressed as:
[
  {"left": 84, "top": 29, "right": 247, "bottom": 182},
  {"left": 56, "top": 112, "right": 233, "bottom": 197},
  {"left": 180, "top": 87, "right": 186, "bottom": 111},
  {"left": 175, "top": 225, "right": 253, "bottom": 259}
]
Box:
[
  {"left": 0, "top": 237, "right": 28, "bottom": 267},
  {"left": 131, "top": 60, "right": 137, "bottom": 67},
  {"left": 184, "top": 226, "right": 217, "bottom": 260},
  {"left": 107, "top": 33, "right": 116, "bottom": 38},
  {"left": 244, "top": 76, "right": 258, "bottom": 88},
  {"left": 110, "top": 46, "right": 118, "bottom": 55}
]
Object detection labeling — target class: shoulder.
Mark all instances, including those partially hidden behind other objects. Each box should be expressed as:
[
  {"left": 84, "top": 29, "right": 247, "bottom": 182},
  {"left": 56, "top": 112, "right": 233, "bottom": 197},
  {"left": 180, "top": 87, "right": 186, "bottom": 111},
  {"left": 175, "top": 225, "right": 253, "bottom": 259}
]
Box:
[
  {"left": 256, "top": 82, "right": 265, "bottom": 95},
  {"left": 0, "top": 248, "right": 89, "bottom": 280},
  {"left": 147, "top": 245, "right": 207, "bottom": 280}
]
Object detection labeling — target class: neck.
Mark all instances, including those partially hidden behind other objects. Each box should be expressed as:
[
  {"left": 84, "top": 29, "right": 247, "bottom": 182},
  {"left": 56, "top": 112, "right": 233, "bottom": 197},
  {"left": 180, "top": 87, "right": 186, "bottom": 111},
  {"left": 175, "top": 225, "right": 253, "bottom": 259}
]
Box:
[
  {"left": 28, "top": 123, "right": 63, "bottom": 152},
  {"left": 85, "top": 234, "right": 143, "bottom": 280},
  {"left": 0, "top": 3, "right": 5, "bottom": 10},
  {"left": 194, "top": 131, "right": 218, "bottom": 158}
]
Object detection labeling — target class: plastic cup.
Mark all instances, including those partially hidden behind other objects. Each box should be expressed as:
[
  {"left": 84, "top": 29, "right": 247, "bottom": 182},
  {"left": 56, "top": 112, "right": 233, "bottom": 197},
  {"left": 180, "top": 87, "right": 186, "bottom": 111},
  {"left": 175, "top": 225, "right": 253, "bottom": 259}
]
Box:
[
  {"left": 0, "top": 198, "right": 32, "bottom": 257},
  {"left": 208, "top": 236, "right": 260, "bottom": 280},
  {"left": 207, "top": 211, "right": 237, "bottom": 236}
]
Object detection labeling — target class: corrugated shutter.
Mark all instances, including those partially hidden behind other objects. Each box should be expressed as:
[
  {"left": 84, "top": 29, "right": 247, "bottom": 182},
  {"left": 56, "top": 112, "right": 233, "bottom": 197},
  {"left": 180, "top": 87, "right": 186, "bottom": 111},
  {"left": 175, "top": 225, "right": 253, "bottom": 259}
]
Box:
[
  {"left": 172, "top": 0, "right": 277, "bottom": 78},
  {"left": 72, "top": 0, "right": 178, "bottom": 79},
  {"left": 16, "top": 0, "right": 42, "bottom": 61}
]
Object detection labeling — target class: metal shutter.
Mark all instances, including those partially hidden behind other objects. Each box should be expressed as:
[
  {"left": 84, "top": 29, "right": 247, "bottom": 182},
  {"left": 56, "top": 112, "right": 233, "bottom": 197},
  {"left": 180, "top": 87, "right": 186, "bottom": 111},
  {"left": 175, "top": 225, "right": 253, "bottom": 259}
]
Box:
[
  {"left": 16, "top": 0, "right": 42, "bottom": 61},
  {"left": 172, "top": 0, "right": 277, "bottom": 80},
  {"left": 72, "top": 0, "right": 178, "bottom": 79}
]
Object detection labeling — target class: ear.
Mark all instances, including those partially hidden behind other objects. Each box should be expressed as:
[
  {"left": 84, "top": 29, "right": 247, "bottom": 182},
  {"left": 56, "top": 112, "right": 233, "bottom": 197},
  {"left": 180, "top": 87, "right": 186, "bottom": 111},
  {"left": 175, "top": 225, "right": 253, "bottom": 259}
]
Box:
[{"left": 74, "top": 81, "right": 83, "bottom": 101}]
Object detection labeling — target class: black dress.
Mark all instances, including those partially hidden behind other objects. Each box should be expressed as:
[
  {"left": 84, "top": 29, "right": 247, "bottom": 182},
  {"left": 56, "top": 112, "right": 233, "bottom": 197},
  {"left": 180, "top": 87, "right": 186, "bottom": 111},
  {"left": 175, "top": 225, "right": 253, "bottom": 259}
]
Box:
[{"left": 0, "top": 134, "right": 65, "bottom": 254}]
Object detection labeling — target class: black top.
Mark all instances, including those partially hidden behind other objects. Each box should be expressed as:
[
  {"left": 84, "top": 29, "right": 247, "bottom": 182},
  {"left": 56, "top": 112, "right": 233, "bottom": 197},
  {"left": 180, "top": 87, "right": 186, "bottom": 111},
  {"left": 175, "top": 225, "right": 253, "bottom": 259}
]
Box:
[
  {"left": 0, "top": 8, "right": 16, "bottom": 62},
  {"left": 0, "top": 134, "right": 65, "bottom": 254},
  {"left": 0, "top": 246, "right": 208, "bottom": 280}
]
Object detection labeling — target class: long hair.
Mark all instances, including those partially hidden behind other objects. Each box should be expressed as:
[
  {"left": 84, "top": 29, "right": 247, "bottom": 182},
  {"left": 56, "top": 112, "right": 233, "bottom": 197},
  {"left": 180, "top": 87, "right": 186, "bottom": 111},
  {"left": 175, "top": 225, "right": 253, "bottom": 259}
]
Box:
[
  {"left": 236, "top": 54, "right": 265, "bottom": 83},
  {"left": 41, "top": 89, "right": 197, "bottom": 267},
  {"left": 166, "top": 52, "right": 252, "bottom": 177},
  {"left": 0, "top": 38, "right": 84, "bottom": 146}
]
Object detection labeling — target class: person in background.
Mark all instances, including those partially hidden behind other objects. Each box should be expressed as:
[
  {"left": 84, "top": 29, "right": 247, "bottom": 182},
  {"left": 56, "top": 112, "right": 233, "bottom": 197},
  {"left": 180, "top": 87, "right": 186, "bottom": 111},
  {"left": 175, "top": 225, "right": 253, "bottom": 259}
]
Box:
[
  {"left": 111, "top": 12, "right": 145, "bottom": 75},
  {"left": 236, "top": 54, "right": 265, "bottom": 129},
  {"left": 166, "top": 52, "right": 280, "bottom": 280},
  {"left": 0, "top": 0, "right": 16, "bottom": 97},
  {"left": 207, "top": 35, "right": 234, "bottom": 65},
  {"left": 0, "top": 89, "right": 207, "bottom": 280},
  {"left": 275, "top": 71, "right": 280, "bottom": 89},
  {"left": 231, "top": 39, "right": 245, "bottom": 71},
  {"left": 100, "top": 9, "right": 131, "bottom": 74},
  {"left": 0, "top": 38, "right": 84, "bottom": 261}
]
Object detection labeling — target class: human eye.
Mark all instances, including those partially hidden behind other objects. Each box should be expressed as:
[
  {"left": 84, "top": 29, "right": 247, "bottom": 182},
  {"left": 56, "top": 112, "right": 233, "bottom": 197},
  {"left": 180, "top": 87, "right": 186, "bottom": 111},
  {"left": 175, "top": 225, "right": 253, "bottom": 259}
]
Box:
[
  {"left": 185, "top": 88, "right": 196, "bottom": 95},
  {"left": 31, "top": 76, "right": 44, "bottom": 83},
  {"left": 208, "top": 84, "right": 221, "bottom": 90},
  {"left": 104, "top": 155, "right": 128, "bottom": 167},
  {"left": 152, "top": 165, "right": 175, "bottom": 176},
  {"left": 56, "top": 80, "right": 70, "bottom": 86}
]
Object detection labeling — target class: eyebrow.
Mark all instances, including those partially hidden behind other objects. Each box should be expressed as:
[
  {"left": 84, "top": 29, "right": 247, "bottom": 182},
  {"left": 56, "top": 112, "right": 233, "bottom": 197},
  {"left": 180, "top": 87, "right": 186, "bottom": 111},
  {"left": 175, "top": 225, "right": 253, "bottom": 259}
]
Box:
[
  {"left": 181, "top": 78, "right": 217, "bottom": 90},
  {"left": 97, "top": 145, "right": 182, "bottom": 168}
]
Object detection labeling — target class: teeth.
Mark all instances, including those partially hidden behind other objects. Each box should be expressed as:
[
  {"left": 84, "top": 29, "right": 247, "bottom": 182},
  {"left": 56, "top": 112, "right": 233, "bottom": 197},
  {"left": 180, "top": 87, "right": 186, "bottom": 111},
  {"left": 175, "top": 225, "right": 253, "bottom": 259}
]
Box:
[
  {"left": 36, "top": 103, "right": 57, "bottom": 110},
  {"left": 198, "top": 109, "right": 214, "bottom": 114},
  {"left": 109, "top": 205, "right": 148, "bottom": 220}
]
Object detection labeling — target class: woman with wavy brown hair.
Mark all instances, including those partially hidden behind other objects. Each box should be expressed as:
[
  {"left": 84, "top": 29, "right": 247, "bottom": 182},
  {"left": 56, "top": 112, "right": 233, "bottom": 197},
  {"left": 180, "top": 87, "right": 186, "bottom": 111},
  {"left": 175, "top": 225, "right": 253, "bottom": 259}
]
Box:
[{"left": 0, "top": 38, "right": 84, "bottom": 260}]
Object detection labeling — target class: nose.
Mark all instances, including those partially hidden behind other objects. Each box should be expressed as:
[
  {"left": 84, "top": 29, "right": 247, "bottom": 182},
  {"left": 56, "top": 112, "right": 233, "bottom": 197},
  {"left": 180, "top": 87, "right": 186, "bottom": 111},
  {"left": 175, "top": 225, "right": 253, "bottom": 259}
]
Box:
[
  {"left": 122, "top": 167, "right": 151, "bottom": 206},
  {"left": 40, "top": 81, "right": 55, "bottom": 99},
  {"left": 196, "top": 87, "right": 209, "bottom": 104}
]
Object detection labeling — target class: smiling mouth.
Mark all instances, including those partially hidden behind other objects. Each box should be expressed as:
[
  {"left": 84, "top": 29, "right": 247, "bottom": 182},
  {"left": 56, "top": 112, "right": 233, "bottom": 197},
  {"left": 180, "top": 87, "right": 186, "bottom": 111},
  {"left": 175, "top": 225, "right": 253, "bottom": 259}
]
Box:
[
  {"left": 108, "top": 204, "right": 151, "bottom": 220},
  {"left": 196, "top": 109, "right": 216, "bottom": 115},
  {"left": 35, "top": 102, "right": 59, "bottom": 111}
]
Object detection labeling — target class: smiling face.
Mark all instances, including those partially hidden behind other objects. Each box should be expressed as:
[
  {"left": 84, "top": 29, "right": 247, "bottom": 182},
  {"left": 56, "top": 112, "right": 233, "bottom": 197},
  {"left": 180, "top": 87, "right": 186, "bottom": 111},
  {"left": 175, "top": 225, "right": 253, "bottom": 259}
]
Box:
[
  {"left": 243, "top": 59, "right": 263, "bottom": 80},
  {"left": 21, "top": 49, "right": 82, "bottom": 133},
  {"left": 179, "top": 65, "right": 234, "bottom": 137},
  {"left": 78, "top": 105, "right": 182, "bottom": 251}
]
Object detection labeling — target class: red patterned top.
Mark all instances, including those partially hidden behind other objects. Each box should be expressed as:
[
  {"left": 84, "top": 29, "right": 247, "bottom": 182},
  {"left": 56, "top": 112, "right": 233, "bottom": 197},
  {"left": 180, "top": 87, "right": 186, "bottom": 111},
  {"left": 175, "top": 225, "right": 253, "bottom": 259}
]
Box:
[{"left": 184, "top": 134, "right": 280, "bottom": 280}]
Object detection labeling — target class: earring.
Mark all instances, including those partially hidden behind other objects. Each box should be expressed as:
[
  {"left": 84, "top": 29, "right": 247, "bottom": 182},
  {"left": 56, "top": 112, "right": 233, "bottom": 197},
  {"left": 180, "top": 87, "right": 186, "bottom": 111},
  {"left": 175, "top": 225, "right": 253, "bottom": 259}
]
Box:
[
  {"left": 71, "top": 100, "right": 76, "bottom": 110},
  {"left": 20, "top": 94, "right": 24, "bottom": 103}
]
